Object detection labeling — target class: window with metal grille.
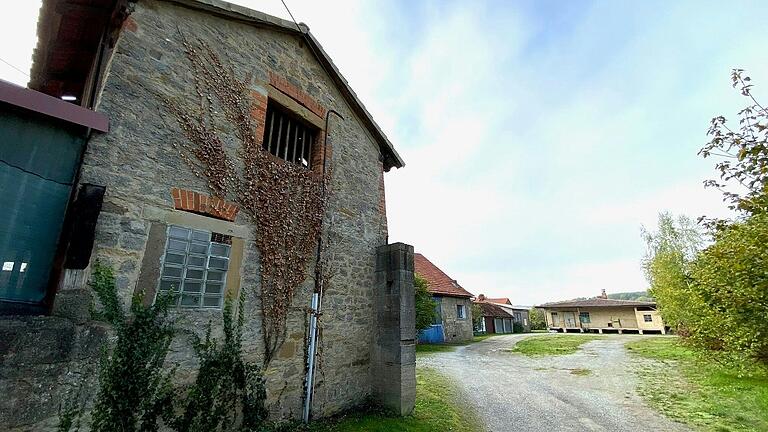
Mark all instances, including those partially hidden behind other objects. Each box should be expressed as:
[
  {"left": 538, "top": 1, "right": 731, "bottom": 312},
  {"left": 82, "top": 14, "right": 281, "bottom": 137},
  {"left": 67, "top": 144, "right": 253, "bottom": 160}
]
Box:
[
  {"left": 579, "top": 312, "right": 591, "bottom": 323},
  {"left": 156, "top": 225, "right": 231, "bottom": 309},
  {"left": 262, "top": 100, "right": 317, "bottom": 168},
  {"left": 643, "top": 314, "right": 653, "bottom": 322}
]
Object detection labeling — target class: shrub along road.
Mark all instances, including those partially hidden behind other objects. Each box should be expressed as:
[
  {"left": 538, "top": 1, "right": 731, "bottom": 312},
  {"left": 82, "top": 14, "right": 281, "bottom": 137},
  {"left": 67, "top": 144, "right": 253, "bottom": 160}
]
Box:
[{"left": 418, "top": 333, "right": 689, "bottom": 431}]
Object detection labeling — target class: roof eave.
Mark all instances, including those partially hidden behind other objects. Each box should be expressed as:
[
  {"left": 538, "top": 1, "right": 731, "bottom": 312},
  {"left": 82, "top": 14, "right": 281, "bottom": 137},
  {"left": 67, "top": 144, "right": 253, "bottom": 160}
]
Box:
[{"left": 0, "top": 79, "right": 109, "bottom": 132}]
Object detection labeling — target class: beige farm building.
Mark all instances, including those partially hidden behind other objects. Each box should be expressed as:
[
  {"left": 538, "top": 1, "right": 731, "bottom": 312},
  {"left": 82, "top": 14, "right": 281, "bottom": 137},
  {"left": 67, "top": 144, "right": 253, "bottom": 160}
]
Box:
[{"left": 538, "top": 292, "right": 666, "bottom": 334}]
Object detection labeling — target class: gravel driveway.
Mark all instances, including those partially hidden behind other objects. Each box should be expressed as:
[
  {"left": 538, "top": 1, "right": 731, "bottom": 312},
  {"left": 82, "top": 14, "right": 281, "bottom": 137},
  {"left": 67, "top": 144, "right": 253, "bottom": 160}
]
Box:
[{"left": 418, "top": 333, "right": 689, "bottom": 431}]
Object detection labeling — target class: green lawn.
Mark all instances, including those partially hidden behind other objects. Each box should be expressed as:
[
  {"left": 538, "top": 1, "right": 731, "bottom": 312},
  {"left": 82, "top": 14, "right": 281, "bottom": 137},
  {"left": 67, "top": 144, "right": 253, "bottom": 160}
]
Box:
[
  {"left": 311, "top": 368, "right": 481, "bottom": 432},
  {"left": 508, "top": 334, "right": 604, "bottom": 356},
  {"left": 415, "top": 333, "right": 505, "bottom": 355},
  {"left": 626, "top": 337, "right": 768, "bottom": 431}
]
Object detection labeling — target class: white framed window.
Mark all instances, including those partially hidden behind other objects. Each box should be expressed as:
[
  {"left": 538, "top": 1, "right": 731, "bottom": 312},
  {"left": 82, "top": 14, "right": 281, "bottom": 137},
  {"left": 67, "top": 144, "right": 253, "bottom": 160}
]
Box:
[
  {"left": 156, "top": 225, "right": 231, "bottom": 309},
  {"left": 643, "top": 314, "right": 653, "bottom": 322},
  {"left": 457, "top": 304, "right": 466, "bottom": 319}
]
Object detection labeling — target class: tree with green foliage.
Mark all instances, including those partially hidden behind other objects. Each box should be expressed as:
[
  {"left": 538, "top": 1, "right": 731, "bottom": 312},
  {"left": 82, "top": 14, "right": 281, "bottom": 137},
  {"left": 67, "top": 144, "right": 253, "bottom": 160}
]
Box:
[
  {"left": 700, "top": 69, "right": 768, "bottom": 218},
  {"left": 528, "top": 308, "right": 546, "bottom": 331},
  {"left": 414, "top": 274, "right": 438, "bottom": 333},
  {"left": 642, "top": 213, "right": 704, "bottom": 337},
  {"left": 471, "top": 303, "right": 483, "bottom": 332},
  {"left": 644, "top": 70, "right": 768, "bottom": 368}
]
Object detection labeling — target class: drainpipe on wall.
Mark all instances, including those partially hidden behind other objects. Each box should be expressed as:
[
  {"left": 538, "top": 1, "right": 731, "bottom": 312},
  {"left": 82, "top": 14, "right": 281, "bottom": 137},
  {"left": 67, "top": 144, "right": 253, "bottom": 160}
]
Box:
[
  {"left": 303, "top": 292, "right": 320, "bottom": 423},
  {"left": 302, "top": 109, "right": 344, "bottom": 423}
]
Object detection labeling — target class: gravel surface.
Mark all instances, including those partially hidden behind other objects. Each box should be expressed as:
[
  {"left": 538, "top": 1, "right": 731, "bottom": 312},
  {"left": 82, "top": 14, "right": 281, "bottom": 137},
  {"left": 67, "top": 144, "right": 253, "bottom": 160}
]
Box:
[{"left": 418, "top": 333, "right": 690, "bottom": 431}]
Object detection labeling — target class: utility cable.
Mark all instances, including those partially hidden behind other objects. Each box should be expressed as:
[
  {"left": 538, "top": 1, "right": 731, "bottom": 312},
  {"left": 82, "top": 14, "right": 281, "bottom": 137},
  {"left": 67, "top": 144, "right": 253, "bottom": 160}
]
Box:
[{"left": 0, "top": 56, "right": 30, "bottom": 77}]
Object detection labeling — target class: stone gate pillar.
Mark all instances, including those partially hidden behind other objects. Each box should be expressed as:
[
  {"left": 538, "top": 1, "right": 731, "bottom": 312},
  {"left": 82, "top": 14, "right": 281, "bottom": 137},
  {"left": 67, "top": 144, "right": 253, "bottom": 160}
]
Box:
[{"left": 373, "top": 242, "right": 415, "bottom": 415}]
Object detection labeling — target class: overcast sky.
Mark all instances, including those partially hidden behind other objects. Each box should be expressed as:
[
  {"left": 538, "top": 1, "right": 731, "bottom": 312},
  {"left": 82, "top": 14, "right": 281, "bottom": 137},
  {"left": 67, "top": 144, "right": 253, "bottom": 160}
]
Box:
[{"left": 3, "top": 1, "right": 766, "bottom": 305}]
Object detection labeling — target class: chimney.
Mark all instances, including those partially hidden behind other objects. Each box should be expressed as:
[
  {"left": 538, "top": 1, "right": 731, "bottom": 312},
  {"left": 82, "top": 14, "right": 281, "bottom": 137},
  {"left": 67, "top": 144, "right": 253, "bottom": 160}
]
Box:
[
  {"left": 600, "top": 289, "right": 608, "bottom": 299},
  {"left": 478, "top": 294, "right": 486, "bottom": 301}
]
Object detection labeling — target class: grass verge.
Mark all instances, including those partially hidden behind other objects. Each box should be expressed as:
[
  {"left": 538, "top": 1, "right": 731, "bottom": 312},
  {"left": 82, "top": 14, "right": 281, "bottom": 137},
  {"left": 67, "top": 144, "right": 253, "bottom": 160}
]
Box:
[
  {"left": 508, "top": 334, "right": 604, "bottom": 356},
  {"left": 415, "top": 333, "right": 508, "bottom": 355},
  {"left": 626, "top": 337, "right": 768, "bottom": 431},
  {"left": 312, "top": 368, "right": 481, "bottom": 432}
]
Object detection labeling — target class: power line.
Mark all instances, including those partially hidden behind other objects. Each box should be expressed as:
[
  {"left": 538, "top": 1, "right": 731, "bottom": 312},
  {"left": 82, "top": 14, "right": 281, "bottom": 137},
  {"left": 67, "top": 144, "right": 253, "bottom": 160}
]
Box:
[
  {"left": 0, "top": 56, "right": 30, "bottom": 77},
  {"left": 278, "top": 0, "right": 332, "bottom": 84},
  {"left": 279, "top": 0, "right": 301, "bottom": 32}
]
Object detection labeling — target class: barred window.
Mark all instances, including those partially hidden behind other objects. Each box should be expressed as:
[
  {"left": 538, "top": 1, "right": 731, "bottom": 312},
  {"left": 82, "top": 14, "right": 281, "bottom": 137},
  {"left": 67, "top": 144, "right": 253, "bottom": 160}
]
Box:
[
  {"left": 262, "top": 100, "right": 317, "bottom": 168},
  {"left": 156, "top": 225, "right": 231, "bottom": 309}
]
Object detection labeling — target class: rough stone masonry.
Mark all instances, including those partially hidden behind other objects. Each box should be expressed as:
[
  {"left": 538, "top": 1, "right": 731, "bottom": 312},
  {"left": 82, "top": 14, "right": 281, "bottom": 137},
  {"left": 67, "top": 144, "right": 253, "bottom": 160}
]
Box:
[{"left": 0, "top": 0, "right": 414, "bottom": 429}]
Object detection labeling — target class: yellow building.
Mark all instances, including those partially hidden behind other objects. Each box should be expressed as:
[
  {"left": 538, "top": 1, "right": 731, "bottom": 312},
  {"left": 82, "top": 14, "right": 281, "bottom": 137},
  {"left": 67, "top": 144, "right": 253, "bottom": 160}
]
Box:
[{"left": 538, "top": 292, "right": 666, "bottom": 334}]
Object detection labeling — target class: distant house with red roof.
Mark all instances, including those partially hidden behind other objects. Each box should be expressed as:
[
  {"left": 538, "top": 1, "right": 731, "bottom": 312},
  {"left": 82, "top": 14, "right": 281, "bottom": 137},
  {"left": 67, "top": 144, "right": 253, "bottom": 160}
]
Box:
[
  {"left": 474, "top": 294, "right": 531, "bottom": 333},
  {"left": 414, "top": 253, "right": 474, "bottom": 343}
]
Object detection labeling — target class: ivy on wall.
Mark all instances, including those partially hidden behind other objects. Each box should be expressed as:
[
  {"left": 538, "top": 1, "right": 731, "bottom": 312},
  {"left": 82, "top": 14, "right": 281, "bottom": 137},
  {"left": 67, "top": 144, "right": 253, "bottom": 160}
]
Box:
[{"left": 164, "top": 33, "right": 328, "bottom": 365}]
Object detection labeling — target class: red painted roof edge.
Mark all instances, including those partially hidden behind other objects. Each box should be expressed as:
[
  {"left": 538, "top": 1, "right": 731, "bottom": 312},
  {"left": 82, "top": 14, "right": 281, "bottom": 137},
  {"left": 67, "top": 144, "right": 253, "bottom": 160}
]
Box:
[{"left": 0, "top": 80, "right": 109, "bottom": 132}]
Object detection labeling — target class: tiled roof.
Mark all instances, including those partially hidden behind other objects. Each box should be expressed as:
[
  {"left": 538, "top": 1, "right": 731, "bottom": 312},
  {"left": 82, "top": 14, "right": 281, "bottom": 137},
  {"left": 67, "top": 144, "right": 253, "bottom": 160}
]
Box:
[
  {"left": 538, "top": 298, "right": 656, "bottom": 308},
  {"left": 474, "top": 301, "right": 513, "bottom": 318},
  {"left": 414, "top": 253, "right": 474, "bottom": 298},
  {"left": 486, "top": 297, "right": 512, "bottom": 305}
]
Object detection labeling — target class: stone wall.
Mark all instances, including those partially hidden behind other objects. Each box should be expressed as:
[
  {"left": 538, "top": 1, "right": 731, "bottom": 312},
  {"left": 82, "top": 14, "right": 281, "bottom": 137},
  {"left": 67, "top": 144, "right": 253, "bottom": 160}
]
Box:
[
  {"left": 439, "top": 296, "right": 474, "bottom": 343},
  {"left": 35, "top": 0, "right": 390, "bottom": 426},
  {"left": 0, "top": 317, "right": 110, "bottom": 431}
]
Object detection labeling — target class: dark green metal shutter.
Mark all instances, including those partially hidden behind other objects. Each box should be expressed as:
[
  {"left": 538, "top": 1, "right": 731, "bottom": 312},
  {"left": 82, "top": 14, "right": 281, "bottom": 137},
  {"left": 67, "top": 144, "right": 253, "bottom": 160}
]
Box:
[{"left": 0, "top": 105, "right": 85, "bottom": 305}]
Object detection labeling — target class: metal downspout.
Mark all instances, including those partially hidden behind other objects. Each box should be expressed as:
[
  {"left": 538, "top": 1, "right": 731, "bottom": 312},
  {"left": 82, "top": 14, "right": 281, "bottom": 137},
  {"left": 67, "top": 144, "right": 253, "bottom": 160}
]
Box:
[{"left": 303, "top": 109, "right": 344, "bottom": 423}]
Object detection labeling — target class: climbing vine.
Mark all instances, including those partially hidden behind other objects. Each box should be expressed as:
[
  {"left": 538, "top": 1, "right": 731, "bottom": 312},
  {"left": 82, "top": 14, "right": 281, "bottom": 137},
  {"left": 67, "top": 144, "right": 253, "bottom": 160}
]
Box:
[{"left": 164, "top": 32, "right": 328, "bottom": 364}]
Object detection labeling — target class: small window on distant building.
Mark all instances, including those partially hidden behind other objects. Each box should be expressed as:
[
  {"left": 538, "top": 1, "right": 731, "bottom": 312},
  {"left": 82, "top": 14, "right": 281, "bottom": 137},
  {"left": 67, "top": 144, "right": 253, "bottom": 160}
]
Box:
[
  {"left": 262, "top": 100, "right": 318, "bottom": 168},
  {"left": 457, "top": 304, "right": 466, "bottom": 319},
  {"left": 579, "top": 312, "right": 591, "bottom": 323},
  {"left": 156, "top": 225, "right": 231, "bottom": 309},
  {"left": 432, "top": 296, "right": 442, "bottom": 325},
  {"left": 643, "top": 314, "right": 653, "bottom": 322}
]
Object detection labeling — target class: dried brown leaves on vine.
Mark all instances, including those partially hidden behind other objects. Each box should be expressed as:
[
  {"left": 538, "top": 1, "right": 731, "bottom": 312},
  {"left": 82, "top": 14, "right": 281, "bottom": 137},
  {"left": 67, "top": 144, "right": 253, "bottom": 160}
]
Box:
[{"left": 165, "top": 33, "right": 328, "bottom": 366}]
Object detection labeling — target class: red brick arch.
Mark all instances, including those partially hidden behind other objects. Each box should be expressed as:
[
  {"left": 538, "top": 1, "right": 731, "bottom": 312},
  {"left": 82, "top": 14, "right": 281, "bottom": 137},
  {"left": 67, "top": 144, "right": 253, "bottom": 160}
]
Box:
[{"left": 170, "top": 187, "right": 239, "bottom": 222}]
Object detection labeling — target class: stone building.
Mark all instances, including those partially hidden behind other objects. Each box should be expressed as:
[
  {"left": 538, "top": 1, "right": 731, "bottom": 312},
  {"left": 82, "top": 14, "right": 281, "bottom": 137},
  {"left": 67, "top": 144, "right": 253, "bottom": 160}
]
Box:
[
  {"left": 414, "top": 253, "right": 474, "bottom": 344},
  {"left": 0, "top": 0, "right": 415, "bottom": 430}
]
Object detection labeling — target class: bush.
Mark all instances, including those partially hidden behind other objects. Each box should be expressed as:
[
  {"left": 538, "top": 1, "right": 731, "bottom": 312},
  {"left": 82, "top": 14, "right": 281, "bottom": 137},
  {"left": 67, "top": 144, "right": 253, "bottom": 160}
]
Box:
[
  {"left": 689, "top": 214, "right": 768, "bottom": 364},
  {"left": 173, "top": 296, "right": 268, "bottom": 432},
  {"left": 512, "top": 322, "right": 524, "bottom": 334},
  {"left": 528, "top": 308, "right": 546, "bottom": 330},
  {"left": 61, "top": 264, "right": 270, "bottom": 432},
  {"left": 88, "top": 264, "right": 177, "bottom": 432},
  {"left": 414, "top": 275, "right": 438, "bottom": 333}
]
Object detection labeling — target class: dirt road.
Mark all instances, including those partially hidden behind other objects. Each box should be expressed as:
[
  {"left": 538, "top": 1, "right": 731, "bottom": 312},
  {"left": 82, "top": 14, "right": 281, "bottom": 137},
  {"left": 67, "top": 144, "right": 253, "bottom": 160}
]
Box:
[{"left": 417, "top": 334, "right": 689, "bottom": 431}]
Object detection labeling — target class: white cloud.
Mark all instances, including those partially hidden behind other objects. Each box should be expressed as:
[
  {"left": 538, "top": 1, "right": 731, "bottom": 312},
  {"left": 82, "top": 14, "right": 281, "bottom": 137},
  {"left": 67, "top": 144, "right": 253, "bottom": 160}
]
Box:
[
  {"left": 4, "top": 0, "right": 767, "bottom": 307},
  {"left": 0, "top": 1, "right": 42, "bottom": 86}
]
